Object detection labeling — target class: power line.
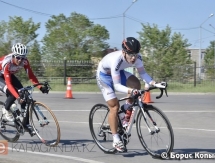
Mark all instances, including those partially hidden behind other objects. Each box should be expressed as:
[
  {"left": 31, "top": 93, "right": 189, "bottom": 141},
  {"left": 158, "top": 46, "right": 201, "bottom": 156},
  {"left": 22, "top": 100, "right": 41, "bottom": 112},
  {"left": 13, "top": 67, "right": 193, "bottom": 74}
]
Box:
[
  {"left": 125, "top": 15, "right": 147, "bottom": 24},
  {"left": 0, "top": 0, "right": 123, "bottom": 20},
  {"left": 172, "top": 27, "right": 199, "bottom": 30},
  {"left": 0, "top": 0, "right": 52, "bottom": 16},
  {"left": 89, "top": 15, "right": 122, "bottom": 20},
  {"left": 202, "top": 27, "right": 215, "bottom": 34},
  {"left": 0, "top": 0, "right": 213, "bottom": 35},
  {"left": 126, "top": 14, "right": 199, "bottom": 31}
]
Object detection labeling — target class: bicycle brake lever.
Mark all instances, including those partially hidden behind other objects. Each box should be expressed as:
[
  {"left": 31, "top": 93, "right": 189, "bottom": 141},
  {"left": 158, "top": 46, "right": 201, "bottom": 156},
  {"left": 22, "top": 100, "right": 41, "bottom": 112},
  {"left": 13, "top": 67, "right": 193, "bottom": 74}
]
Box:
[
  {"left": 155, "top": 89, "right": 163, "bottom": 99},
  {"left": 165, "top": 88, "right": 168, "bottom": 97}
]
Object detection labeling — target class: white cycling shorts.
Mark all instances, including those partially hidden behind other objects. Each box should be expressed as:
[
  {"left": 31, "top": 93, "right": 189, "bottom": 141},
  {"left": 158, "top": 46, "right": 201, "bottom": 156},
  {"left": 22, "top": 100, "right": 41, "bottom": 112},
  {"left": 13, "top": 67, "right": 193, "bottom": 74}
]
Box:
[{"left": 96, "top": 70, "right": 132, "bottom": 101}]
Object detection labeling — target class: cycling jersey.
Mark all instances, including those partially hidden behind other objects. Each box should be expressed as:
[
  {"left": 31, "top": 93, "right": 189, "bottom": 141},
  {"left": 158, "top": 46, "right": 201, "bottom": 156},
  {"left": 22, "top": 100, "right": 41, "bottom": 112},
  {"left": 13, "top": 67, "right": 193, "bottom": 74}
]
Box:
[
  {"left": 0, "top": 53, "right": 40, "bottom": 98},
  {"left": 96, "top": 50, "right": 153, "bottom": 101}
]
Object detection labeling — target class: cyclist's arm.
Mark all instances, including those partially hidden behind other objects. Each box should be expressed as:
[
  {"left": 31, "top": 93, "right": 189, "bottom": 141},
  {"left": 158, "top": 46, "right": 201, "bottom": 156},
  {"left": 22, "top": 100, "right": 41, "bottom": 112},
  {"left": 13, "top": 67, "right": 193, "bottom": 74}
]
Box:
[
  {"left": 111, "top": 62, "right": 132, "bottom": 94},
  {"left": 23, "top": 59, "right": 41, "bottom": 89},
  {"left": 135, "top": 55, "right": 155, "bottom": 85}
]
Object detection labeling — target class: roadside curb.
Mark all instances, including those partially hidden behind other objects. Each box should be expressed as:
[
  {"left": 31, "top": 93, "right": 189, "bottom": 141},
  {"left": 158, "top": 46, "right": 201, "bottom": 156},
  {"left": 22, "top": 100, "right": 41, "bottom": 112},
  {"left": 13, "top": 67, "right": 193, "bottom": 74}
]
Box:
[{"left": 43, "top": 91, "right": 215, "bottom": 95}]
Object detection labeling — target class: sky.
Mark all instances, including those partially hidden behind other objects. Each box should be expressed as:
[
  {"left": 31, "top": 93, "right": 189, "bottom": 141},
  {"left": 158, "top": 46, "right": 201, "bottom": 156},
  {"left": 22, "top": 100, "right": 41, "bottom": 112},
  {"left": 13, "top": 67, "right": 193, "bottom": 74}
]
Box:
[{"left": 1, "top": 0, "right": 215, "bottom": 50}]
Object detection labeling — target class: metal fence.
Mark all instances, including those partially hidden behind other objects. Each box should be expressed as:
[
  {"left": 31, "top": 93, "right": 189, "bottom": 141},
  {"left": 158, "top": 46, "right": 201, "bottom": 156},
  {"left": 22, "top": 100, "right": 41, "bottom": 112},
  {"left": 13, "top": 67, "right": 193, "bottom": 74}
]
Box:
[{"left": 23, "top": 60, "right": 215, "bottom": 87}]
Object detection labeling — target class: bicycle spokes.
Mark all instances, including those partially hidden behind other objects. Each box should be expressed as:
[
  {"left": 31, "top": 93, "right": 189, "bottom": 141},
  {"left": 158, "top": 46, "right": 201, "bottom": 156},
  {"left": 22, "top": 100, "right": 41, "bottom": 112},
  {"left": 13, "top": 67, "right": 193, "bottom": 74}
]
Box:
[
  {"left": 31, "top": 102, "right": 60, "bottom": 147},
  {"left": 137, "top": 106, "right": 174, "bottom": 158},
  {"left": 89, "top": 104, "right": 117, "bottom": 153},
  {"left": 34, "top": 105, "right": 50, "bottom": 127},
  {"left": 98, "top": 125, "right": 111, "bottom": 141},
  {"left": 143, "top": 109, "right": 160, "bottom": 134}
]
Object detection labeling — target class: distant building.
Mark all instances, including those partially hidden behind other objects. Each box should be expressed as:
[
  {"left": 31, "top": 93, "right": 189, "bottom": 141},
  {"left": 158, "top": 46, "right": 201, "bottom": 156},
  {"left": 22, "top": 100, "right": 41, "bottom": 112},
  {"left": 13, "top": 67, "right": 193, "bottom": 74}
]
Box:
[{"left": 186, "top": 48, "right": 206, "bottom": 67}]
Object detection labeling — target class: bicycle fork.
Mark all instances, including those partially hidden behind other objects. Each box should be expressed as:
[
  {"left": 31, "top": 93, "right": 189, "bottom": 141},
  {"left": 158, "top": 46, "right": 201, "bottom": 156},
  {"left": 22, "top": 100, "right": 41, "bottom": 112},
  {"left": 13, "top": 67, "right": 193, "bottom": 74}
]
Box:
[
  {"left": 33, "top": 105, "right": 49, "bottom": 127},
  {"left": 138, "top": 98, "right": 160, "bottom": 135},
  {"left": 142, "top": 108, "right": 160, "bottom": 135}
]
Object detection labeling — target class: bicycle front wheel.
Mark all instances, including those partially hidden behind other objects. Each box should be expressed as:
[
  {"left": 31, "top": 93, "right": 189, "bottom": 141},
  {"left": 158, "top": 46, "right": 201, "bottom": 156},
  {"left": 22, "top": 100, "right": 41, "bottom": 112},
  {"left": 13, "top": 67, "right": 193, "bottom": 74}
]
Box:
[
  {"left": 136, "top": 105, "right": 174, "bottom": 158},
  {"left": 89, "top": 104, "right": 117, "bottom": 154},
  {"left": 30, "top": 102, "right": 60, "bottom": 147}
]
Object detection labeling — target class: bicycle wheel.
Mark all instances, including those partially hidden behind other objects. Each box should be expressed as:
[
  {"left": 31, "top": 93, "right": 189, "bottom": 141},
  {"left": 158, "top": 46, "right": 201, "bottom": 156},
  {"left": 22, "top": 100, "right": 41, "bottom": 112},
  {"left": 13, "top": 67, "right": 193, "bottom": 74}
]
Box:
[
  {"left": 0, "top": 101, "right": 20, "bottom": 142},
  {"left": 136, "top": 105, "right": 174, "bottom": 158},
  {"left": 29, "top": 102, "right": 60, "bottom": 147},
  {"left": 89, "top": 104, "right": 117, "bottom": 154}
]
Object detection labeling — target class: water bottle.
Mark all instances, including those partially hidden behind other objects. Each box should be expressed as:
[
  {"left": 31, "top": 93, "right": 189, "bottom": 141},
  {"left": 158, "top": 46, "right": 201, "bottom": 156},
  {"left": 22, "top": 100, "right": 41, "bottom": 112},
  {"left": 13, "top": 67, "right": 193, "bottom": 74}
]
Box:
[
  {"left": 10, "top": 103, "right": 20, "bottom": 117},
  {"left": 118, "top": 111, "right": 128, "bottom": 127},
  {"left": 118, "top": 111, "right": 125, "bottom": 125},
  {"left": 21, "top": 107, "right": 26, "bottom": 117},
  {"left": 125, "top": 109, "right": 132, "bottom": 122},
  {"left": 121, "top": 103, "right": 132, "bottom": 123}
]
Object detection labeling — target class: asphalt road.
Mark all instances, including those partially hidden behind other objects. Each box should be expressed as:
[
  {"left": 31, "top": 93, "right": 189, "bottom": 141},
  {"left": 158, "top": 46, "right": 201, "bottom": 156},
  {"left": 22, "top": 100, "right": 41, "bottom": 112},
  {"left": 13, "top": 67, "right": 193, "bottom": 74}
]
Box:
[{"left": 0, "top": 92, "right": 215, "bottom": 163}]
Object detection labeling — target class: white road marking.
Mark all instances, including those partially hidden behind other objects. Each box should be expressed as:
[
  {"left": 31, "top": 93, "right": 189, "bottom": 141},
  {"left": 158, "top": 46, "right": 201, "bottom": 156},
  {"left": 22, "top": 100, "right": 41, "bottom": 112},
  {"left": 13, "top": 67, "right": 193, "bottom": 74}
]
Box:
[
  {"left": 173, "top": 127, "right": 215, "bottom": 132},
  {"left": 163, "top": 111, "right": 215, "bottom": 113},
  {"left": 57, "top": 121, "right": 215, "bottom": 132},
  {"left": 51, "top": 110, "right": 215, "bottom": 112},
  {"left": 8, "top": 147, "right": 104, "bottom": 163}
]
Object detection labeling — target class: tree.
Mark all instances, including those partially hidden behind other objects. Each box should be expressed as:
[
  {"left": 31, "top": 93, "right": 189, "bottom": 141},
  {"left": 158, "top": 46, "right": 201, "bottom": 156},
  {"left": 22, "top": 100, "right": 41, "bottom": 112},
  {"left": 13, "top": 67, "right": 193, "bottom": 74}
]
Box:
[
  {"left": 0, "top": 16, "right": 41, "bottom": 82},
  {"left": 0, "top": 20, "right": 10, "bottom": 55},
  {"left": 27, "top": 40, "right": 43, "bottom": 77},
  {"left": 204, "top": 41, "right": 215, "bottom": 79},
  {"left": 42, "top": 12, "right": 110, "bottom": 77},
  {"left": 0, "top": 16, "right": 40, "bottom": 56},
  {"left": 138, "top": 23, "right": 192, "bottom": 80},
  {"left": 42, "top": 12, "right": 109, "bottom": 60}
]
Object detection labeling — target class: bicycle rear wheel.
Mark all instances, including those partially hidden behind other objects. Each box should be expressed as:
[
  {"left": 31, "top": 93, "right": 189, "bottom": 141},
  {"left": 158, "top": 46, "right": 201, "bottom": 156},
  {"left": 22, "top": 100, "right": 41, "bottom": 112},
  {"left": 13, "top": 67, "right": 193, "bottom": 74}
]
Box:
[
  {"left": 29, "top": 102, "right": 60, "bottom": 147},
  {"left": 89, "top": 104, "right": 117, "bottom": 154},
  {"left": 0, "top": 101, "right": 20, "bottom": 142},
  {"left": 136, "top": 105, "right": 174, "bottom": 158}
]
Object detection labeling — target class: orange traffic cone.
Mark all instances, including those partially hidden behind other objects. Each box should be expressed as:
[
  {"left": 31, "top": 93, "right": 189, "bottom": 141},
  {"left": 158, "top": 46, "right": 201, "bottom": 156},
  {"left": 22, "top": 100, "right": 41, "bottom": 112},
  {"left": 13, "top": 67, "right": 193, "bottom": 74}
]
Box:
[
  {"left": 65, "top": 77, "right": 74, "bottom": 99},
  {"left": 142, "top": 91, "right": 153, "bottom": 103}
]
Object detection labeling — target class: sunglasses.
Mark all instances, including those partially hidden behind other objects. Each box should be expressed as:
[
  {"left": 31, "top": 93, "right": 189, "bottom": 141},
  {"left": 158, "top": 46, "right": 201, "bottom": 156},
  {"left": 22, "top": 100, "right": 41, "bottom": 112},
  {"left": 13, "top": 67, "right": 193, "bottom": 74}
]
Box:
[
  {"left": 126, "top": 52, "right": 138, "bottom": 58},
  {"left": 15, "top": 56, "right": 25, "bottom": 61}
]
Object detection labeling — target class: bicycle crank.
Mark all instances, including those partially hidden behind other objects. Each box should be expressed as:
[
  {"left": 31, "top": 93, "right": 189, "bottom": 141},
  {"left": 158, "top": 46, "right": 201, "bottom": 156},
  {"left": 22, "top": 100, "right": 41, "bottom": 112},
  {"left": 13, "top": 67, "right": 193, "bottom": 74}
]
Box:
[{"left": 15, "top": 119, "right": 25, "bottom": 136}]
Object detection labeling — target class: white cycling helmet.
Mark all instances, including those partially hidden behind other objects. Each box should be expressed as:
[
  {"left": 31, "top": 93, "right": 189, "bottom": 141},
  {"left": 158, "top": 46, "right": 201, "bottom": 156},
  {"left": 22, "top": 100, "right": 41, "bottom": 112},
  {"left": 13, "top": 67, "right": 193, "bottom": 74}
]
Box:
[{"left": 12, "top": 43, "right": 28, "bottom": 56}]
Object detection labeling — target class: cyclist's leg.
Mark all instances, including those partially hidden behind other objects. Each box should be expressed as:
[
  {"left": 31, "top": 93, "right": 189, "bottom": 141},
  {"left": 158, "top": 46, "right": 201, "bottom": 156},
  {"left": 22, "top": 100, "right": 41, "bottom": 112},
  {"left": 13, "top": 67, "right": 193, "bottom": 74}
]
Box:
[
  {"left": 96, "top": 71, "right": 125, "bottom": 152},
  {"left": 96, "top": 71, "right": 118, "bottom": 135},
  {"left": 0, "top": 76, "right": 15, "bottom": 109},
  {"left": 5, "top": 75, "right": 26, "bottom": 110},
  {"left": 0, "top": 75, "right": 17, "bottom": 121},
  {"left": 9, "top": 76, "right": 35, "bottom": 134},
  {"left": 120, "top": 70, "right": 141, "bottom": 104}
]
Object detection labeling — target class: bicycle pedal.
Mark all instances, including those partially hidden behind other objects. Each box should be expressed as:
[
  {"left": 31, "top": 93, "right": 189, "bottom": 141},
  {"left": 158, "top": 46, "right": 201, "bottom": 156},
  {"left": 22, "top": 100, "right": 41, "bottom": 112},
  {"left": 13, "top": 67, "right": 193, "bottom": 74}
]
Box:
[
  {"left": 1, "top": 125, "right": 5, "bottom": 129},
  {"left": 123, "top": 148, "right": 127, "bottom": 152},
  {"left": 17, "top": 129, "right": 25, "bottom": 135},
  {"left": 117, "top": 148, "right": 127, "bottom": 153},
  {"left": 29, "top": 132, "right": 36, "bottom": 137}
]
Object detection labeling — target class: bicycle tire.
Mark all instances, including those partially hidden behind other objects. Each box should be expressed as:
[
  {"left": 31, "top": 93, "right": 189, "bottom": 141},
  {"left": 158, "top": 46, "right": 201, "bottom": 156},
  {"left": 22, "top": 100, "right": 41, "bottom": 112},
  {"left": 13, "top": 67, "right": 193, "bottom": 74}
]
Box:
[
  {"left": 136, "top": 104, "right": 174, "bottom": 158},
  {"left": 0, "top": 101, "right": 20, "bottom": 142},
  {"left": 29, "top": 102, "right": 60, "bottom": 147},
  {"left": 89, "top": 104, "right": 117, "bottom": 154}
]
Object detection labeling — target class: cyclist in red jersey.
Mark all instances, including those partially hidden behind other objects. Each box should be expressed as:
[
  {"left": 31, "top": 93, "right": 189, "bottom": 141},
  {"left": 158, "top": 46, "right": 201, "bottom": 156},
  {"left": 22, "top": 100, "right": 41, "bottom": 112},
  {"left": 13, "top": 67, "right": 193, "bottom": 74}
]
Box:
[{"left": 0, "top": 43, "right": 48, "bottom": 135}]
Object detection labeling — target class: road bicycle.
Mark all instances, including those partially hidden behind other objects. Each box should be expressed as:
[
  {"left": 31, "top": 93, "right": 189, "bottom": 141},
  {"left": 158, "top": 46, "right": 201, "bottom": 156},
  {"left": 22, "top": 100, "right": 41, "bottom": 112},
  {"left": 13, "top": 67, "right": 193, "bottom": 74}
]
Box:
[
  {"left": 0, "top": 81, "right": 60, "bottom": 147},
  {"left": 89, "top": 85, "right": 174, "bottom": 158}
]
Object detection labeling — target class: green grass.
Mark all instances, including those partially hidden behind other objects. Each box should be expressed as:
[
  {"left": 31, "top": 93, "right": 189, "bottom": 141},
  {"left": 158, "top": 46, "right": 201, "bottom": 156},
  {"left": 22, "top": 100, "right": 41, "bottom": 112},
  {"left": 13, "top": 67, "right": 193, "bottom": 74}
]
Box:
[
  {"left": 50, "top": 83, "right": 215, "bottom": 93},
  {"left": 51, "top": 83, "right": 100, "bottom": 92},
  {"left": 166, "top": 81, "right": 215, "bottom": 92},
  {"left": 23, "top": 81, "right": 215, "bottom": 92}
]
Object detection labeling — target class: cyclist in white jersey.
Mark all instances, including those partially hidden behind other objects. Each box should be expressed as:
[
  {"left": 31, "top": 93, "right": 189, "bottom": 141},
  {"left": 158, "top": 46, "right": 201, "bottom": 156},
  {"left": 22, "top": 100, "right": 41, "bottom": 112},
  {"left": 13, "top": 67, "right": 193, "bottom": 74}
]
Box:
[{"left": 96, "top": 37, "right": 165, "bottom": 152}]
